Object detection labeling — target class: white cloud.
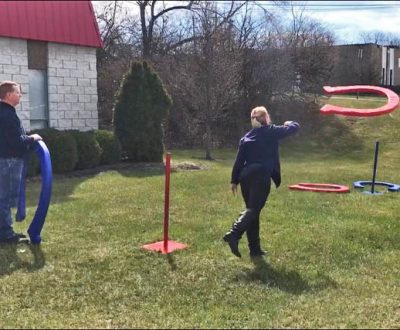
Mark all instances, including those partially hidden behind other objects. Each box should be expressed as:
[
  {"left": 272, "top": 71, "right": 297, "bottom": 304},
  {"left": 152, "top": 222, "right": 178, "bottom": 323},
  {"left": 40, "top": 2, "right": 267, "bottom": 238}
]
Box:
[
  {"left": 255, "top": 1, "right": 400, "bottom": 44},
  {"left": 304, "top": 1, "right": 400, "bottom": 44}
]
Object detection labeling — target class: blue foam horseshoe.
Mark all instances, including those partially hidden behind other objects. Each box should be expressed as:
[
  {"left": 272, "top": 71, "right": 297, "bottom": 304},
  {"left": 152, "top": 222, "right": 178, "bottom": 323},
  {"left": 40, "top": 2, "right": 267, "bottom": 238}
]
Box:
[
  {"left": 17, "top": 141, "right": 52, "bottom": 244},
  {"left": 353, "top": 180, "right": 400, "bottom": 192}
]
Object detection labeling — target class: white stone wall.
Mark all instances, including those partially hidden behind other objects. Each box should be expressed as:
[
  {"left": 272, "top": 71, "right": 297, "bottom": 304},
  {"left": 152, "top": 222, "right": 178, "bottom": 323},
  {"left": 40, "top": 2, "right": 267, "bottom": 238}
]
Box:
[
  {"left": 0, "top": 37, "right": 30, "bottom": 129},
  {"left": 48, "top": 43, "right": 98, "bottom": 131},
  {"left": 0, "top": 36, "right": 99, "bottom": 131}
]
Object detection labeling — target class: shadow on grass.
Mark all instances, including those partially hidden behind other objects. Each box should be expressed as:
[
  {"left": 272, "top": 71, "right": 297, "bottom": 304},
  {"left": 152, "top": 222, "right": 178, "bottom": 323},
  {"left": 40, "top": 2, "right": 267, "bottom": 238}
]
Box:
[
  {"left": 166, "top": 254, "right": 178, "bottom": 271},
  {"left": 236, "top": 257, "right": 337, "bottom": 295},
  {"left": 116, "top": 167, "right": 164, "bottom": 178},
  {"left": 23, "top": 162, "right": 165, "bottom": 209},
  {"left": 0, "top": 244, "right": 45, "bottom": 276}
]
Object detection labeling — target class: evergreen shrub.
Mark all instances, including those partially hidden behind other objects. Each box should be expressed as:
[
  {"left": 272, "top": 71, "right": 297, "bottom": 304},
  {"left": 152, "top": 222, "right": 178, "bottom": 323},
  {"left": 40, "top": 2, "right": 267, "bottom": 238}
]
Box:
[
  {"left": 94, "top": 130, "right": 122, "bottom": 165},
  {"left": 113, "top": 60, "right": 172, "bottom": 162}
]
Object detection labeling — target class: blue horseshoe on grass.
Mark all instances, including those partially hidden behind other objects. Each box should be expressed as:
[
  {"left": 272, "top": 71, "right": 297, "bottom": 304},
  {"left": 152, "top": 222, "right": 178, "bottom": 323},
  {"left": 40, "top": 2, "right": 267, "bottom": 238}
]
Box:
[
  {"left": 16, "top": 141, "right": 52, "bottom": 244},
  {"left": 353, "top": 180, "right": 400, "bottom": 193}
]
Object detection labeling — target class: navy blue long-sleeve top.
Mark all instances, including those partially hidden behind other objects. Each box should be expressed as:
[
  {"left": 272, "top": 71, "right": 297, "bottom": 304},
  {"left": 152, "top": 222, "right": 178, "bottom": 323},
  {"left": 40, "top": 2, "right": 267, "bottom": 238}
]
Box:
[
  {"left": 0, "top": 101, "right": 34, "bottom": 158},
  {"left": 231, "top": 121, "right": 300, "bottom": 187}
]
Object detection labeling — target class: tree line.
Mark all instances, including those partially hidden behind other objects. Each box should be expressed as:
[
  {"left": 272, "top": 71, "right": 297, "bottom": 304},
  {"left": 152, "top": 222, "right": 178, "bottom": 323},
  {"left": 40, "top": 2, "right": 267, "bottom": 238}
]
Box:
[{"left": 94, "top": 1, "right": 397, "bottom": 160}]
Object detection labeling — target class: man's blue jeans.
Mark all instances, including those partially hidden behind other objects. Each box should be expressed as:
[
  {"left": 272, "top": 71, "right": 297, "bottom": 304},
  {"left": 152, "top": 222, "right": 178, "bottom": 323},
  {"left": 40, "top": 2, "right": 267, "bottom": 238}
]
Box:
[{"left": 0, "top": 158, "right": 23, "bottom": 239}]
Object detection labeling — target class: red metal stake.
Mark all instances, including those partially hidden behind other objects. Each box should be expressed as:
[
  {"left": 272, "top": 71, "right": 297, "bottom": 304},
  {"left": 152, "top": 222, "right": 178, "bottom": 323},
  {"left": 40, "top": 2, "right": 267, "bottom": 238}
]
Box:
[
  {"left": 142, "top": 152, "right": 187, "bottom": 254},
  {"left": 163, "top": 153, "right": 171, "bottom": 251}
]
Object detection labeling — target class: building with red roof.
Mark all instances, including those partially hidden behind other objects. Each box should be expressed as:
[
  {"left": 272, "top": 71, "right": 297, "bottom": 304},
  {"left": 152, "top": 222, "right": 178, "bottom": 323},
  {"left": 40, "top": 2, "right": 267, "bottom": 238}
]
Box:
[{"left": 0, "top": 0, "right": 103, "bottom": 131}]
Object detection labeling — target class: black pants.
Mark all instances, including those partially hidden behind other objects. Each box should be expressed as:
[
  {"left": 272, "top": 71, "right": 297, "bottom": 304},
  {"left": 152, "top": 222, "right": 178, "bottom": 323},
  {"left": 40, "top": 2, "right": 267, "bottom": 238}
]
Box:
[{"left": 239, "top": 164, "right": 271, "bottom": 251}]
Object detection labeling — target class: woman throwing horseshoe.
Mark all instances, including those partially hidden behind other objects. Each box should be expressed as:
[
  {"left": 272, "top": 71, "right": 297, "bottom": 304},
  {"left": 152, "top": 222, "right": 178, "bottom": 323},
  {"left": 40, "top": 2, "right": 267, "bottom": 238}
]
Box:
[{"left": 223, "top": 106, "right": 300, "bottom": 258}]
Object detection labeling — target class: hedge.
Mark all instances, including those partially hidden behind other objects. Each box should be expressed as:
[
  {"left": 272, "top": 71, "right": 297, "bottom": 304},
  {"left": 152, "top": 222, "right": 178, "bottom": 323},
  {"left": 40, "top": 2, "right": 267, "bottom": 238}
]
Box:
[
  {"left": 69, "top": 130, "right": 102, "bottom": 170},
  {"left": 27, "top": 128, "right": 78, "bottom": 175},
  {"left": 26, "top": 129, "right": 121, "bottom": 176},
  {"left": 94, "top": 130, "right": 122, "bottom": 165}
]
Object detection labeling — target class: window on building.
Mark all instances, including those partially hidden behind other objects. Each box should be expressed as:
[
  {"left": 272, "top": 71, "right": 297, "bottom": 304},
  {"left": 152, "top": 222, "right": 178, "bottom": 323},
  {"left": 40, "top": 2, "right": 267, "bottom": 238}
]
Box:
[
  {"left": 27, "top": 41, "right": 48, "bottom": 129},
  {"left": 382, "top": 68, "right": 385, "bottom": 85},
  {"left": 27, "top": 41, "right": 47, "bottom": 69},
  {"left": 389, "top": 69, "right": 393, "bottom": 86}
]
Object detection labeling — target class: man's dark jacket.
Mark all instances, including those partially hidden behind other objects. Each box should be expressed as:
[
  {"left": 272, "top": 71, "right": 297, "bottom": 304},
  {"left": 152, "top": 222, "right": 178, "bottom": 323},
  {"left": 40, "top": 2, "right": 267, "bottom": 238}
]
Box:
[
  {"left": 0, "top": 101, "right": 34, "bottom": 158},
  {"left": 231, "top": 121, "right": 300, "bottom": 187}
]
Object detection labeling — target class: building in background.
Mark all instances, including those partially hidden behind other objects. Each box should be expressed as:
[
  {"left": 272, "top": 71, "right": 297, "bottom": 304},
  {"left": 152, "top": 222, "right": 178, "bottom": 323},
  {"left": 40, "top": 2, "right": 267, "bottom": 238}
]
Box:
[
  {"left": 328, "top": 43, "right": 400, "bottom": 88},
  {"left": 0, "top": 0, "right": 102, "bottom": 131},
  {"left": 381, "top": 45, "right": 400, "bottom": 86}
]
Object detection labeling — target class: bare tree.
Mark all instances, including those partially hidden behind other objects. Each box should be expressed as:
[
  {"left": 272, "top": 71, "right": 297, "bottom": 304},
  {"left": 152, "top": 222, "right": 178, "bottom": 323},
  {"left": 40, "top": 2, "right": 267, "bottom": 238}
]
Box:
[
  {"left": 157, "top": 2, "right": 243, "bottom": 159},
  {"left": 95, "top": 1, "right": 138, "bottom": 128},
  {"left": 136, "top": 0, "right": 198, "bottom": 58},
  {"left": 233, "top": 3, "right": 291, "bottom": 114},
  {"left": 360, "top": 31, "right": 400, "bottom": 46},
  {"left": 135, "top": 0, "right": 245, "bottom": 58},
  {"left": 290, "top": 18, "right": 335, "bottom": 94},
  {"left": 196, "top": 7, "right": 241, "bottom": 159},
  {"left": 269, "top": 1, "right": 335, "bottom": 95}
]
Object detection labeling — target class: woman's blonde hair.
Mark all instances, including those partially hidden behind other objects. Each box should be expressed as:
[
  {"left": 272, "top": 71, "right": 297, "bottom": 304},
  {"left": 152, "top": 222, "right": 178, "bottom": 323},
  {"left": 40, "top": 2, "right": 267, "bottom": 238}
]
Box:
[{"left": 250, "top": 106, "right": 271, "bottom": 125}]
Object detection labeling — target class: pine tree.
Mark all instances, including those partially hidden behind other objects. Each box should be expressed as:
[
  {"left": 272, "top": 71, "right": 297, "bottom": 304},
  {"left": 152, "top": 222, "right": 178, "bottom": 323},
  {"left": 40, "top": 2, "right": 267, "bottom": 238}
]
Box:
[{"left": 113, "top": 61, "right": 172, "bottom": 162}]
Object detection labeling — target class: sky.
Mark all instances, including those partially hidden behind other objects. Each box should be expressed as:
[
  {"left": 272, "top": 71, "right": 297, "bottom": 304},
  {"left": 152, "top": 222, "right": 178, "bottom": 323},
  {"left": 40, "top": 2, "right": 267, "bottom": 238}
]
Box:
[
  {"left": 255, "top": 1, "right": 400, "bottom": 44},
  {"left": 92, "top": 1, "right": 400, "bottom": 45}
]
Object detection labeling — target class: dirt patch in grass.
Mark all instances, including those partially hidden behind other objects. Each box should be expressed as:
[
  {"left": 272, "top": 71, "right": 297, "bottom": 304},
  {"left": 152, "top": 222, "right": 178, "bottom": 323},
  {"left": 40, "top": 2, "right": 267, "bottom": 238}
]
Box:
[
  {"left": 27, "top": 160, "right": 207, "bottom": 181},
  {"left": 172, "top": 161, "right": 208, "bottom": 171}
]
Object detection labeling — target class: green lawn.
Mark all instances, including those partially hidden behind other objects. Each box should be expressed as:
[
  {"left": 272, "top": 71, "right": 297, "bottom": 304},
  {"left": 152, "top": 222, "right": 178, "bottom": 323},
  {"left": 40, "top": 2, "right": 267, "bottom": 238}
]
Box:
[{"left": 0, "top": 96, "right": 399, "bottom": 328}]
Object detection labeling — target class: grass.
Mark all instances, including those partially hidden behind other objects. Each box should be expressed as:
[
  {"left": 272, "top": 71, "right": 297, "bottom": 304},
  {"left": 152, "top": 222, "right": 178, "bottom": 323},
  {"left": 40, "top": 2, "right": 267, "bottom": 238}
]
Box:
[{"left": 0, "top": 96, "right": 399, "bottom": 328}]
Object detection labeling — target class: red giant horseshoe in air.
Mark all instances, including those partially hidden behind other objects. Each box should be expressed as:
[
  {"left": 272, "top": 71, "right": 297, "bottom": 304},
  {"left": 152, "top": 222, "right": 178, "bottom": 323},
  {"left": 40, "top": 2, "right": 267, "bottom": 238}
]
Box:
[{"left": 320, "top": 85, "right": 399, "bottom": 117}]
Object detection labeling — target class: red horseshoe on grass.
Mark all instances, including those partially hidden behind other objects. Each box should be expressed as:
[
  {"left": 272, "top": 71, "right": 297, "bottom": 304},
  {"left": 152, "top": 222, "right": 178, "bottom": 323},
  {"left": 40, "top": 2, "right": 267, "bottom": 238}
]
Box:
[
  {"left": 289, "top": 183, "right": 350, "bottom": 193},
  {"left": 320, "top": 85, "right": 399, "bottom": 117}
]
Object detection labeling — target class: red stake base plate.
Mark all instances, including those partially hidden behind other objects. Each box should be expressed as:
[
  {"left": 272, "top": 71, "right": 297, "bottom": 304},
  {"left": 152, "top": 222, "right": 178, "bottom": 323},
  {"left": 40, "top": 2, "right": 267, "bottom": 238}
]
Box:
[{"left": 142, "top": 240, "right": 188, "bottom": 254}]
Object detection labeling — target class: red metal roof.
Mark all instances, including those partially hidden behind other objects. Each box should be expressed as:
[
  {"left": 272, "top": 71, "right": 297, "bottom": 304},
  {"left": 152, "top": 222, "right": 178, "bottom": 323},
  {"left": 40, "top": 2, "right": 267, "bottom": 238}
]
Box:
[{"left": 0, "top": 1, "right": 103, "bottom": 48}]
